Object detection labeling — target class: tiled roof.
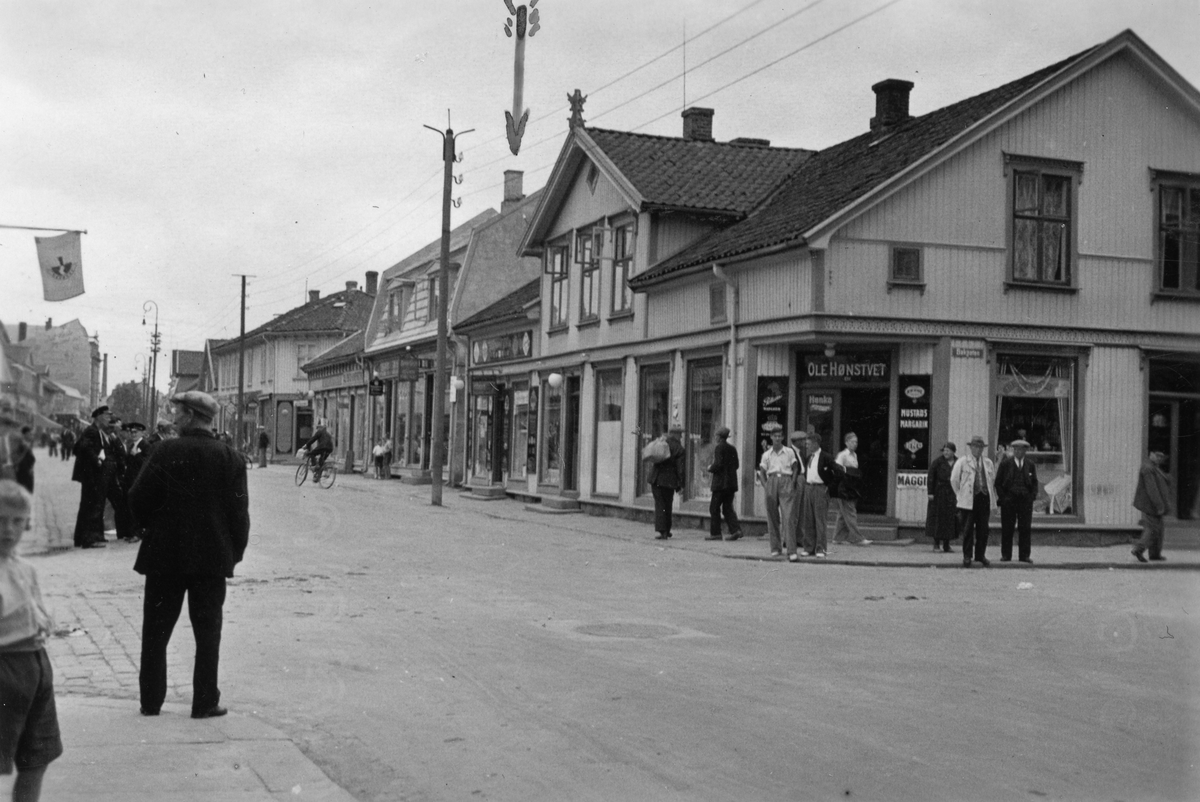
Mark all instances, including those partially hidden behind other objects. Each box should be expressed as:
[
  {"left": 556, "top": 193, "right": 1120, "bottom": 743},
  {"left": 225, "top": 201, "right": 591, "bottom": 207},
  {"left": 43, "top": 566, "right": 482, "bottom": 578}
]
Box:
[
  {"left": 587, "top": 128, "right": 813, "bottom": 215},
  {"left": 456, "top": 279, "right": 540, "bottom": 331},
  {"left": 632, "top": 45, "right": 1098, "bottom": 286},
  {"left": 303, "top": 330, "right": 365, "bottom": 371},
  {"left": 214, "top": 288, "right": 375, "bottom": 351}
]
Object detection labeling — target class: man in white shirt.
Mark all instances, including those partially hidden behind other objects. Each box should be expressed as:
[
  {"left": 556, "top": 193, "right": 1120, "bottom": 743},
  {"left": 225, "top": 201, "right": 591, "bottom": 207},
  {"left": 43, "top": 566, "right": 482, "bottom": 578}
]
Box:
[
  {"left": 757, "top": 430, "right": 800, "bottom": 559},
  {"left": 832, "top": 432, "right": 872, "bottom": 546}
]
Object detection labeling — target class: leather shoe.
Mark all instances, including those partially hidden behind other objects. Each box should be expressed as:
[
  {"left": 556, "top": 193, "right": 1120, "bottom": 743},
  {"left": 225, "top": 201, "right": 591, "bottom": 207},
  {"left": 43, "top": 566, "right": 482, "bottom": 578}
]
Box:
[
  {"left": 724, "top": 532, "right": 743, "bottom": 541},
  {"left": 1131, "top": 549, "right": 1148, "bottom": 563},
  {"left": 1019, "top": 557, "right": 1034, "bottom": 564},
  {"left": 191, "top": 706, "right": 228, "bottom": 719},
  {"left": 1149, "top": 555, "right": 1167, "bottom": 561},
  {"left": 705, "top": 535, "right": 723, "bottom": 541},
  {"left": 1000, "top": 557, "right": 1012, "bottom": 562},
  {"left": 139, "top": 707, "right": 160, "bottom": 716},
  {"left": 962, "top": 559, "right": 972, "bottom": 567},
  {"left": 977, "top": 558, "right": 991, "bottom": 567},
  {"left": 81, "top": 541, "right": 107, "bottom": 549},
  {"left": 654, "top": 533, "right": 669, "bottom": 540}
]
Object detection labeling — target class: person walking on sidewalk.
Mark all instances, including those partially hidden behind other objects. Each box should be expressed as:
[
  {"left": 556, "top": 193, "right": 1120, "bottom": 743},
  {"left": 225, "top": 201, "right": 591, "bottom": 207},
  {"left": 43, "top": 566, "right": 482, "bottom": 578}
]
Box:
[
  {"left": 649, "top": 425, "right": 686, "bottom": 540},
  {"left": 58, "top": 428, "right": 74, "bottom": 461},
  {"left": 926, "top": 442, "right": 958, "bottom": 552},
  {"left": 0, "top": 480, "right": 63, "bottom": 802},
  {"left": 798, "top": 432, "right": 843, "bottom": 559},
  {"left": 951, "top": 435, "right": 997, "bottom": 567},
  {"left": 706, "top": 426, "right": 742, "bottom": 541},
  {"left": 256, "top": 427, "right": 270, "bottom": 469},
  {"left": 70, "top": 406, "right": 113, "bottom": 549},
  {"left": 831, "top": 432, "right": 872, "bottom": 547},
  {"left": 996, "top": 439, "right": 1038, "bottom": 563},
  {"left": 757, "top": 430, "right": 800, "bottom": 559},
  {"left": 1131, "top": 449, "right": 1171, "bottom": 563},
  {"left": 129, "top": 391, "right": 250, "bottom": 720}
]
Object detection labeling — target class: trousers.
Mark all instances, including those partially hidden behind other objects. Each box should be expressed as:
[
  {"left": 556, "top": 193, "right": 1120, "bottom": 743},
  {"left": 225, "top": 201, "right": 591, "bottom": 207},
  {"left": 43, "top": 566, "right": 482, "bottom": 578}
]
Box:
[
  {"left": 709, "top": 489, "right": 740, "bottom": 538},
  {"left": 799, "top": 484, "right": 830, "bottom": 554},
  {"left": 1000, "top": 496, "right": 1033, "bottom": 560},
  {"left": 959, "top": 493, "right": 992, "bottom": 561},
  {"left": 140, "top": 573, "right": 226, "bottom": 715},
  {"left": 762, "top": 475, "right": 796, "bottom": 553},
  {"left": 651, "top": 485, "right": 676, "bottom": 534}
]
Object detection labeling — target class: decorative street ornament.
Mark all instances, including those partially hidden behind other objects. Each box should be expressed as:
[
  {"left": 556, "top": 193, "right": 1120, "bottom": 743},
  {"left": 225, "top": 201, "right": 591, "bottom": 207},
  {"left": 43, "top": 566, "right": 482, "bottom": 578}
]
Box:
[{"left": 503, "top": 0, "right": 541, "bottom": 155}]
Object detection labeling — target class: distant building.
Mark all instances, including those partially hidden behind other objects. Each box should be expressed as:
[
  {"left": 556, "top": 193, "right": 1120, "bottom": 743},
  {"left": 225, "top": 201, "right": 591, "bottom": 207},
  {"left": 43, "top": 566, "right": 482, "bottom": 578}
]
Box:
[{"left": 3, "top": 319, "right": 102, "bottom": 409}]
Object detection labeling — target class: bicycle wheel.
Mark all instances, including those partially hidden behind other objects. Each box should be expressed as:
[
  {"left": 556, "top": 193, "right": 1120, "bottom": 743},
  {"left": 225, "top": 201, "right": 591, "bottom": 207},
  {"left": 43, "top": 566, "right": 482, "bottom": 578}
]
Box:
[
  {"left": 318, "top": 465, "right": 337, "bottom": 489},
  {"left": 294, "top": 462, "right": 308, "bottom": 486}
]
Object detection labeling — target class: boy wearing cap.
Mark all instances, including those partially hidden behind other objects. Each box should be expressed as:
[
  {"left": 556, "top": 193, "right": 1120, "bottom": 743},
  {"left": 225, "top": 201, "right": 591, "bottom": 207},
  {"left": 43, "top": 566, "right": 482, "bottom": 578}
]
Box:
[{"left": 0, "top": 479, "right": 63, "bottom": 801}]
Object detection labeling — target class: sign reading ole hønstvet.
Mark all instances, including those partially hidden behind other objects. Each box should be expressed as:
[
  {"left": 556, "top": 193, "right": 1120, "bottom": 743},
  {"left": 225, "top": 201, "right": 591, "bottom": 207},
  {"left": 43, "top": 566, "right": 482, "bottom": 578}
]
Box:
[{"left": 800, "top": 353, "right": 890, "bottom": 383}]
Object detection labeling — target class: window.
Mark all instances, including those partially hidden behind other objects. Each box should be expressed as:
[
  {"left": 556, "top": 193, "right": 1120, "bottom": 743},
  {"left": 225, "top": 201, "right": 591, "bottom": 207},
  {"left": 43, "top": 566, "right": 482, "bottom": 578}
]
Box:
[
  {"left": 577, "top": 230, "right": 600, "bottom": 322},
  {"left": 1007, "top": 156, "right": 1080, "bottom": 287},
  {"left": 611, "top": 223, "right": 634, "bottom": 315},
  {"left": 709, "top": 281, "right": 727, "bottom": 324},
  {"left": 993, "top": 354, "right": 1076, "bottom": 516},
  {"left": 426, "top": 276, "right": 440, "bottom": 322},
  {"left": 686, "top": 358, "right": 724, "bottom": 501},
  {"left": 890, "top": 246, "right": 923, "bottom": 284},
  {"left": 593, "top": 369, "right": 623, "bottom": 495},
  {"left": 547, "top": 245, "right": 568, "bottom": 328},
  {"left": 296, "top": 343, "right": 315, "bottom": 376},
  {"left": 541, "top": 381, "right": 562, "bottom": 484},
  {"left": 259, "top": 348, "right": 267, "bottom": 383},
  {"left": 1157, "top": 177, "right": 1200, "bottom": 294}
]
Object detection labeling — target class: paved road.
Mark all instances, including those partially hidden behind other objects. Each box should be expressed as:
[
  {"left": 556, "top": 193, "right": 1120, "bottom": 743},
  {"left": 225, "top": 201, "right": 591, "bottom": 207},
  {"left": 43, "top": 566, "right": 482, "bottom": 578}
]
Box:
[{"left": 26, "top": 451, "right": 1200, "bottom": 801}]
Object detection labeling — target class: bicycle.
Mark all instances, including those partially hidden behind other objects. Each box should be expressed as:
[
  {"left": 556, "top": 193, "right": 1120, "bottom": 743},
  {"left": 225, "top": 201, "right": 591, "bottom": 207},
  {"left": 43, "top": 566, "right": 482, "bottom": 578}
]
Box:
[{"left": 294, "top": 450, "right": 337, "bottom": 489}]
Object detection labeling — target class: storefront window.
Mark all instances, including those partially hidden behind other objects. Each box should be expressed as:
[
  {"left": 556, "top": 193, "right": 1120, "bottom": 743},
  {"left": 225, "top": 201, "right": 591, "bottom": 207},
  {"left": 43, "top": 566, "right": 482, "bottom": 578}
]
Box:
[
  {"left": 594, "top": 369, "right": 623, "bottom": 495},
  {"left": 394, "top": 381, "right": 410, "bottom": 467},
  {"left": 687, "top": 358, "right": 723, "bottom": 501},
  {"left": 472, "top": 394, "right": 493, "bottom": 480},
  {"left": 994, "top": 354, "right": 1075, "bottom": 515},
  {"left": 541, "top": 383, "right": 561, "bottom": 485},
  {"left": 510, "top": 385, "right": 529, "bottom": 480},
  {"left": 636, "top": 363, "right": 672, "bottom": 497}
]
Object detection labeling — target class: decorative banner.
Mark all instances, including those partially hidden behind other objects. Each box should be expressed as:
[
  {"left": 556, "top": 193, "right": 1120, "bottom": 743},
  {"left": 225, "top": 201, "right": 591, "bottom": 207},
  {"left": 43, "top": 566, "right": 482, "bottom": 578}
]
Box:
[
  {"left": 755, "top": 376, "right": 788, "bottom": 458},
  {"left": 896, "top": 374, "right": 931, "bottom": 471},
  {"left": 35, "top": 231, "right": 85, "bottom": 301}
]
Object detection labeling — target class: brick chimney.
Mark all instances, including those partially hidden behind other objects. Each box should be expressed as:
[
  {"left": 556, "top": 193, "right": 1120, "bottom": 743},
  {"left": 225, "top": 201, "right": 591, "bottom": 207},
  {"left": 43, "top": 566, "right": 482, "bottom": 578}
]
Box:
[
  {"left": 502, "top": 170, "right": 525, "bottom": 213},
  {"left": 308, "top": 290, "right": 320, "bottom": 303},
  {"left": 682, "top": 107, "right": 714, "bottom": 141},
  {"left": 345, "top": 281, "right": 358, "bottom": 292},
  {"left": 365, "top": 271, "right": 378, "bottom": 295},
  {"left": 870, "top": 79, "right": 914, "bottom": 133},
  {"left": 18, "top": 322, "right": 27, "bottom": 341}
]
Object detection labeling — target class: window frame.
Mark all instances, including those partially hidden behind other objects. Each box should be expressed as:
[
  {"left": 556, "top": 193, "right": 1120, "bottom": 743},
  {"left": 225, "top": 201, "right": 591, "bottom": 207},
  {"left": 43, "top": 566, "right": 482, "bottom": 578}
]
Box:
[
  {"left": 609, "top": 221, "right": 635, "bottom": 317},
  {"left": 1152, "top": 169, "right": 1200, "bottom": 300},
  {"left": 425, "top": 275, "right": 440, "bottom": 323},
  {"left": 709, "top": 281, "right": 727, "bottom": 325},
  {"left": 887, "top": 245, "right": 925, "bottom": 292},
  {"left": 546, "top": 244, "right": 569, "bottom": 331},
  {"left": 1003, "top": 153, "right": 1083, "bottom": 292},
  {"left": 576, "top": 228, "right": 600, "bottom": 323}
]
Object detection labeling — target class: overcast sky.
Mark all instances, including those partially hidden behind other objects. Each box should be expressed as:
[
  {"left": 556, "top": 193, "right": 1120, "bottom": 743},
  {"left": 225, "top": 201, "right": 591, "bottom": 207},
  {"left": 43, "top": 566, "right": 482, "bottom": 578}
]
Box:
[{"left": 2, "top": 0, "right": 1197, "bottom": 393}]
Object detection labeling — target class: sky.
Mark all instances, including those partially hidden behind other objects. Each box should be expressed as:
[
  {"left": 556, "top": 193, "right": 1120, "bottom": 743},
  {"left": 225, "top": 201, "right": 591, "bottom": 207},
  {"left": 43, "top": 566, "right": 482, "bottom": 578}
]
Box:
[{"left": 2, "top": 0, "right": 1197, "bottom": 394}]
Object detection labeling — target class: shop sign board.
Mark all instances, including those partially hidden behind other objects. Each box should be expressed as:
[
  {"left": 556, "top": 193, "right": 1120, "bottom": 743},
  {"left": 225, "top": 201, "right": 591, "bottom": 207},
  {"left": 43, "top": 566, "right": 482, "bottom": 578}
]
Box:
[
  {"left": 953, "top": 345, "right": 984, "bottom": 359},
  {"left": 800, "top": 353, "right": 890, "bottom": 383},
  {"left": 896, "top": 374, "right": 931, "bottom": 471},
  {"left": 369, "top": 378, "right": 384, "bottom": 396},
  {"left": 472, "top": 330, "right": 533, "bottom": 366},
  {"left": 896, "top": 472, "right": 928, "bottom": 489},
  {"left": 755, "top": 376, "right": 788, "bottom": 457}
]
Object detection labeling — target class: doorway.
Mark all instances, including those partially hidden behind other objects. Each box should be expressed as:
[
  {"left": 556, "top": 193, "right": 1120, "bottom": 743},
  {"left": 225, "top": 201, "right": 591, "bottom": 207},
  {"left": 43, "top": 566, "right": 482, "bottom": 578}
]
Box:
[
  {"left": 563, "top": 376, "right": 581, "bottom": 492},
  {"left": 1149, "top": 397, "right": 1200, "bottom": 519},
  {"left": 637, "top": 363, "right": 671, "bottom": 497},
  {"left": 800, "top": 387, "right": 890, "bottom": 515}
]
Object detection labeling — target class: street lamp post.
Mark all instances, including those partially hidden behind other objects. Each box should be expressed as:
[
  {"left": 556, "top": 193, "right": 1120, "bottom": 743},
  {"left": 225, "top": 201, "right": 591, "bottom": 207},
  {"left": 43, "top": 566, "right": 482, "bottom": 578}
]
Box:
[
  {"left": 142, "top": 301, "right": 160, "bottom": 423},
  {"left": 134, "top": 353, "right": 148, "bottom": 422}
]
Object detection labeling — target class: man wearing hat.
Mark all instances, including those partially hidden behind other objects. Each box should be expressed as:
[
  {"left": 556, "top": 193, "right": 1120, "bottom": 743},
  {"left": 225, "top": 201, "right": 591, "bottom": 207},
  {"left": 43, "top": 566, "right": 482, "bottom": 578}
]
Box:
[
  {"left": 129, "top": 390, "right": 250, "bottom": 719},
  {"left": 706, "top": 426, "right": 742, "bottom": 541},
  {"left": 119, "top": 422, "right": 149, "bottom": 542},
  {"left": 950, "top": 435, "right": 998, "bottom": 567},
  {"left": 71, "top": 405, "right": 114, "bottom": 548},
  {"left": 995, "top": 439, "right": 1039, "bottom": 563}
]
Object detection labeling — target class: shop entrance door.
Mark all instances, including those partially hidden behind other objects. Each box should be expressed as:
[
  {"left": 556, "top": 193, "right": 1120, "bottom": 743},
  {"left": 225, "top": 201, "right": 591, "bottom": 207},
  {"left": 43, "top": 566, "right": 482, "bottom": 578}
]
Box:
[
  {"left": 563, "top": 376, "right": 581, "bottom": 492},
  {"left": 1150, "top": 397, "right": 1200, "bottom": 520},
  {"left": 800, "top": 387, "right": 890, "bottom": 515},
  {"left": 492, "top": 386, "right": 507, "bottom": 484},
  {"left": 637, "top": 364, "right": 671, "bottom": 497}
]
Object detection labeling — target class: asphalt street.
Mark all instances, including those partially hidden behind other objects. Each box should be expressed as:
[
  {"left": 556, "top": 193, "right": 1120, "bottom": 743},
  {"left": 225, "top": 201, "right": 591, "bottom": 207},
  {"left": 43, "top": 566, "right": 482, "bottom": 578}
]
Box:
[{"left": 20, "top": 451, "right": 1200, "bottom": 801}]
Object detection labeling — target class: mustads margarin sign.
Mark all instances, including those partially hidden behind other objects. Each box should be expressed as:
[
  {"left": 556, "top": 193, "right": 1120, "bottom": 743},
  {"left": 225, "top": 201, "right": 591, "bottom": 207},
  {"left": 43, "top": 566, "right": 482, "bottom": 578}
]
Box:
[{"left": 896, "top": 374, "right": 931, "bottom": 471}]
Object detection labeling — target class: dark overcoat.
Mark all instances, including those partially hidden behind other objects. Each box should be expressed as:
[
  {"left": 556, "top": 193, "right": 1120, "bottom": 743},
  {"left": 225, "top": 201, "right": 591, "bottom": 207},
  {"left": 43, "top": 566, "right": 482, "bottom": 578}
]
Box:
[
  {"left": 648, "top": 436, "right": 686, "bottom": 490},
  {"left": 995, "top": 456, "right": 1039, "bottom": 507},
  {"left": 130, "top": 428, "right": 250, "bottom": 578},
  {"left": 71, "top": 424, "right": 106, "bottom": 484},
  {"left": 708, "top": 440, "right": 739, "bottom": 492}
]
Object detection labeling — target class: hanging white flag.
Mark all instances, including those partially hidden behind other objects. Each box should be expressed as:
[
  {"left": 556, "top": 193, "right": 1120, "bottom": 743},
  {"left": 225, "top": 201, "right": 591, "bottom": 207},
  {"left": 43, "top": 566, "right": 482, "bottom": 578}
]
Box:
[{"left": 35, "top": 231, "right": 85, "bottom": 301}]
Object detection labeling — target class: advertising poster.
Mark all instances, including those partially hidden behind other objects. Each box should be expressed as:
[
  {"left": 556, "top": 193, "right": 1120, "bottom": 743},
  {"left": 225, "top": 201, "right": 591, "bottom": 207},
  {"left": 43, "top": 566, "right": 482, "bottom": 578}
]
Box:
[
  {"left": 897, "top": 374, "right": 931, "bottom": 472},
  {"left": 526, "top": 386, "right": 539, "bottom": 474},
  {"left": 755, "top": 376, "right": 788, "bottom": 458}
]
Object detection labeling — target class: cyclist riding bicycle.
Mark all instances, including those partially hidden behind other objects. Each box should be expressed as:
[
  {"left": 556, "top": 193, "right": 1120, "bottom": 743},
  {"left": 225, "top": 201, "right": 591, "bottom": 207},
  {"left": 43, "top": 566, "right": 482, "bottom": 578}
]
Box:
[{"left": 300, "top": 421, "right": 334, "bottom": 477}]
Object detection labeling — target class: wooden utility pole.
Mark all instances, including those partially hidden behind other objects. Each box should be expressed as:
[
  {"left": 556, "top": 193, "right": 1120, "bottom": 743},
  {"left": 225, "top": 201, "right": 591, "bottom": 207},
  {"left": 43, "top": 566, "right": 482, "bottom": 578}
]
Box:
[
  {"left": 233, "top": 274, "right": 254, "bottom": 447},
  {"left": 423, "top": 117, "right": 472, "bottom": 506}
]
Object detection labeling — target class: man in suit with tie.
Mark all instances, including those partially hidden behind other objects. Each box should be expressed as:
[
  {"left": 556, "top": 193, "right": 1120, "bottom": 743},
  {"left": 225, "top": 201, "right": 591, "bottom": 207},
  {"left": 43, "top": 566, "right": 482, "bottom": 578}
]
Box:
[
  {"left": 995, "top": 438, "right": 1039, "bottom": 563},
  {"left": 72, "top": 406, "right": 113, "bottom": 548},
  {"left": 797, "top": 432, "right": 844, "bottom": 558}
]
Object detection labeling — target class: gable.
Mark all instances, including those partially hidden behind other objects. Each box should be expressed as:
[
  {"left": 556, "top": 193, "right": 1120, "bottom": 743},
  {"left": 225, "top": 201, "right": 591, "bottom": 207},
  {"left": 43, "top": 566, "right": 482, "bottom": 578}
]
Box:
[{"left": 544, "top": 158, "right": 633, "bottom": 242}]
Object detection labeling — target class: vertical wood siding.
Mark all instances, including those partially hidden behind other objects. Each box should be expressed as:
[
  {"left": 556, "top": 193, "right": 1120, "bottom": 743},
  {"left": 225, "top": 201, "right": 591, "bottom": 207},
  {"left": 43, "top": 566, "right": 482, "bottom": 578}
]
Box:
[
  {"left": 1082, "top": 347, "right": 1143, "bottom": 526},
  {"left": 898, "top": 343, "right": 935, "bottom": 374},
  {"left": 947, "top": 340, "right": 991, "bottom": 446},
  {"left": 546, "top": 163, "right": 632, "bottom": 240},
  {"left": 738, "top": 251, "right": 811, "bottom": 323},
  {"left": 654, "top": 216, "right": 719, "bottom": 264},
  {"left": 833, "top": 52, "right": 1200, "bottom": 335},
  {"left": 756, "top": 344, "right": 791, "bottom": 376}
]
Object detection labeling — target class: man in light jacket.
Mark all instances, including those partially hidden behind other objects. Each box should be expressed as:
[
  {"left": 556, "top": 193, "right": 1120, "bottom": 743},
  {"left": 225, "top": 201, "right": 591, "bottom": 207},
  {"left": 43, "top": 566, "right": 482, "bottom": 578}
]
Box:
[{"left": 950, "top": 434, "right": 998, "bottom": 567}]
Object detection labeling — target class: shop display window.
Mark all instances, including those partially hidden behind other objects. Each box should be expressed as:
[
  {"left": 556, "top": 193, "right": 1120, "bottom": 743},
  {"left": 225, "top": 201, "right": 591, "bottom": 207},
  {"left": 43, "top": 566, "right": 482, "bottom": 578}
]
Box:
[
  {"left": 510, "top": 386, "right": 529, "bottom": 481},
  {"left": 594, "top": 369, "right": 623, "bottom": 496},
  {"left": 687, "top": 358, "right": 724, "bottom": 501},
  {"left": 993, "top": 354, "right": 1075, "bottom": 515},
  {"left": 541, "top": 383, "right": 562, "bottom": 485}
]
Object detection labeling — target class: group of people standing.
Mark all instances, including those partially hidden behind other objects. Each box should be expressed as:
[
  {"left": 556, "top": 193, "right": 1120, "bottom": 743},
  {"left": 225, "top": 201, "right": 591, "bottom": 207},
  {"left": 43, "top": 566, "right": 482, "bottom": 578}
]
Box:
[{"left": 71, "top": 406, "right": 170, "bottom": 549}]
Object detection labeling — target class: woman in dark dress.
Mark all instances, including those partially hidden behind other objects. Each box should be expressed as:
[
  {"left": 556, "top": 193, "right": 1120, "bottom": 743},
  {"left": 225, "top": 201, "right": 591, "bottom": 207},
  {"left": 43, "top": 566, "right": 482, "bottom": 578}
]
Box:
[
  {"left": 648, "top": 425, "right": 686, "bottom": 540},
  {"left": 926, "top": 442, "right": 958, "bottom": 552}
]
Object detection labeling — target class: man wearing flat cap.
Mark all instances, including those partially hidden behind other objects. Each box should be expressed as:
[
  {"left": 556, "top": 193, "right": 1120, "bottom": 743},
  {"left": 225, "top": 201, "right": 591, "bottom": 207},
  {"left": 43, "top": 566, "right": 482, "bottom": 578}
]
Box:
[
  {"left": 129, "top": 390, "right": 250, "bottom": 719},
  {"left": 706, "top": 426, "right": 742, "bottom": 541},
  {"left": 950, "top": 435, "right": 998, "bottom": 567},
  {"left": 995, "top": 439, "right": 1038, "bottom": 563},
  {"left": 71, "top": 405, "right": 114, "bottom": 548}
]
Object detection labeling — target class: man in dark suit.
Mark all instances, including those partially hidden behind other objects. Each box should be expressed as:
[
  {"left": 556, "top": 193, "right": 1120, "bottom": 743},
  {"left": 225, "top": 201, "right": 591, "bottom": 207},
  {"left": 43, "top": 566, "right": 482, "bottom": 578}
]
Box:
[
  {"left": 130, "top": 391, "right": 250, "bottom": 719},
  {"left": 995, "top": 438, "right": 1039, "bottom": 563},
  {"left": 1131, "top": 449, "right": 1171, "bottom": 562},
  {"left": 706, "top": 426, "right": 742, "bottom": 541},
  {"left": 120, "top": 422, "right": 149, "bottom": 543},
  {"left": 798, "top": 432, "right": 844, "bottom": 558},
  {"left": 103, "top": 415, "right": 134, "bottom": 541},
  {"left": 648, "top": 425, "right": 686, "bottom": 540},
  {"left": 71, "top": 406, "right": 113, "bottom": 548}
]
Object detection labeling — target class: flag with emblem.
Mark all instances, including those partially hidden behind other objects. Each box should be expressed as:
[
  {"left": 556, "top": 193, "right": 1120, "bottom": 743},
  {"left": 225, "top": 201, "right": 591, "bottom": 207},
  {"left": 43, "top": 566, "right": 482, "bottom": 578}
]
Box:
[{"left": 35, "top": 231, "right": 85, "bottom": 301}]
